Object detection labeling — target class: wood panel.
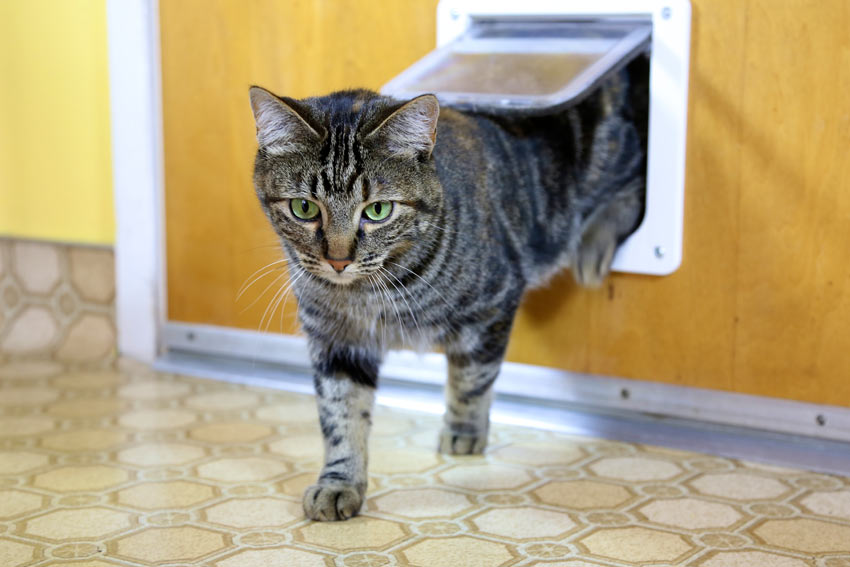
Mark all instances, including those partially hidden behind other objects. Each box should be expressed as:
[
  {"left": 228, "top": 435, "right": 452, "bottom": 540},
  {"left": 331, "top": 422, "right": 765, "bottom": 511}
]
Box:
[
  {"left": 162, "top": 0, "right": 850, "bottom": 406},
  {"left": 161, "top": 0, "right": 439, "bottom": 332},
  {"left": 510, "top": 0, "right": 850, "bottom": 405}
]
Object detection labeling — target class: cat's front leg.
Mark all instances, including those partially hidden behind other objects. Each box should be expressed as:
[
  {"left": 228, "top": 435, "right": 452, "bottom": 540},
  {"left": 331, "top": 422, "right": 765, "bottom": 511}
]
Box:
[
  {"left": 439, "top": 317, "right": 514, "bottom": 455},
  {"left": 302, "top": 341, "right": 378, "bottom": 521}
]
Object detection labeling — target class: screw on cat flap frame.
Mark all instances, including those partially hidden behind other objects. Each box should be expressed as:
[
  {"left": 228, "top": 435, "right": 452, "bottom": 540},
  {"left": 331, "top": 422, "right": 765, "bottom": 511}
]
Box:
[{"left": 382, "top": 0, "right": 691, "bottom": 275}]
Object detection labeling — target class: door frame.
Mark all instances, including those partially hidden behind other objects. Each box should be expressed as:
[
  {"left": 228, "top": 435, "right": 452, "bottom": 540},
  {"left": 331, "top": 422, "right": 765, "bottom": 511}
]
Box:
[{"left": 108, "top": 0, "right": 165, "bottom": 362}]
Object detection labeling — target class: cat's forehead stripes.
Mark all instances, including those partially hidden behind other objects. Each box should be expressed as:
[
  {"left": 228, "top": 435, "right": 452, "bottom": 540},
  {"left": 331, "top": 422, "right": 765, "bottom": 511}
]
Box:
[{"left": 317, "top": 122, "right": 365, "bottom": 198}]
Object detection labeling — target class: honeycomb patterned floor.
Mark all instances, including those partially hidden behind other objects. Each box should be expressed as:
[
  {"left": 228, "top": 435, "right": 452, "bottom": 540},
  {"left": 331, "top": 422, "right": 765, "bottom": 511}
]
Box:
[
  {"left": 0, "top": 239, "right": 116, "bottom": 364},
  {"left": 1, "top": 359, "right": 850, "bottom": 567}
]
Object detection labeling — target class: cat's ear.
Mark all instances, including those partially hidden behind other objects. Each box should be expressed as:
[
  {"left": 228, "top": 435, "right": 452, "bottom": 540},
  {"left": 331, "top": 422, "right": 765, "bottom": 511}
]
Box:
[
  {"left": 365, "top": 94, "right": 439, "bottom": 159},
  {"left": 249, "top": 86, "right": 324, "bottom": 154}
]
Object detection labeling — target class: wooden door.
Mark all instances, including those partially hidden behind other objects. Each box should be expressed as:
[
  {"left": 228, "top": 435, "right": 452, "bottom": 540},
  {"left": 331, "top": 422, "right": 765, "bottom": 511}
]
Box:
[{"left": 162, "top": 0, "right": 850, "bottom": 407}]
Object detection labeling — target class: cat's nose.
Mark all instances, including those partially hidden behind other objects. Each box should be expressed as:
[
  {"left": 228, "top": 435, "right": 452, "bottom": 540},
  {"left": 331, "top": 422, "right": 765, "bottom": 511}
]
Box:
[{"left": 326, "top": 257, "right": 352, "bottom": 273}]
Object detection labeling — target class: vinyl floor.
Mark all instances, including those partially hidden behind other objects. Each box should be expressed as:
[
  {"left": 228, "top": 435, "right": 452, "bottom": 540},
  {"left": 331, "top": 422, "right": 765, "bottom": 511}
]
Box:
[{"left": 1, "top": 359, "right": 849, "bottom": 567}]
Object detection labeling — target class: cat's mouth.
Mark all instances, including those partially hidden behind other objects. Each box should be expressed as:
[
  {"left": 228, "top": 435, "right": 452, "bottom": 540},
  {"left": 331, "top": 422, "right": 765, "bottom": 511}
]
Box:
[
  {"left": 291, "top": 252, "right": 362, "bottom": 286},
  {"left": 308, "top": 262, "right": 361, "bottom": 286},
  {"left": 320, "top": 270, "right": 359, "bottom": 285}
]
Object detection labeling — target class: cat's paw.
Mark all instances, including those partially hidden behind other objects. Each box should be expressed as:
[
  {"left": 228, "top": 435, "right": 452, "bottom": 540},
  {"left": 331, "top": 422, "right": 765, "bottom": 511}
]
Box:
[
  {"left": 303, "top": 484, "right": 363, "bottom": 521},
  {"left": 573, "top": 229, "right": 617, "bottom": 288},
  {"left": 438, "top": 429, "right": 488, "bottom": 455}
]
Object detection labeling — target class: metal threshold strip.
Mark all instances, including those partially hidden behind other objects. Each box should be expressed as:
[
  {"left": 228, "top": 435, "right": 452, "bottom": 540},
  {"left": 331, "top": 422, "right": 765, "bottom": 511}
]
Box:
[{"left": 157, "top": 331, "right": 850, "bottom": 477}]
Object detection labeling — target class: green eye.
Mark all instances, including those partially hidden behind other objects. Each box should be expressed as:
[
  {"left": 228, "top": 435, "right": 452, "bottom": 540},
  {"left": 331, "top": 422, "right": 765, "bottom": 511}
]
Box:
[
  {"left": 363, "top": 201, "right": 393, "bottom": 222},
  {"left": 290, "top": 199, "right": 320, "bottom": 221}
]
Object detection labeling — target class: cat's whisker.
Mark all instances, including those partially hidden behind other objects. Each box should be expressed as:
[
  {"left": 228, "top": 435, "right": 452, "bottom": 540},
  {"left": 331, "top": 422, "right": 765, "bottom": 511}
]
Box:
[
  {"left": 368, "top": 273, "right": 389, "bottom": 332},
  {"left": 279, "top": 267, "right": 307, "bottom": 332},
  {"left": 386, "top": 261, "right": 452, "bottom": 308},
  {"left": 239, "top": 271, "right": 288, "bottom": 314},
  {"left": 366, "top": 274, "right": 386, "bottom": 349},
  {"left": 390, "top": 267, "right": 460, "bottom": 337},
  {"left": 258, "top": 277, "right": 289, "bottom": 333},
  {"left": 265, "top": 273, "right": 297, "bottom": 334},
  {"left": 373, "top": 270, "right": 406, "bottom": 348},
  {"left": 236, "top": 265, "right": 289, "bottom": 303},
  {"left": 236, "top": 258, "right": 290, "bottom": 300},
  {"left": 385, "top": 261, "right": 461, "bottom": 334},
  {"left": 240, "top": 256, "right": 290, "bottom": 279},
  {"left": 278, "top": 285, "right": 287, "bottom": 333},
  {"left": 376, "top": 279, "right": 395, "bottom": 350},
  {"left": 268, "top": 273, "right": 305, "bottom": 333},
  {"left": 375, "top": 278, "right": 388, "bottom": 350},
  {"left": 261, "top": 268, "right": 306, "bottom": 333},
  {"left": 378, "top": 266, "right": 425, "bottom": 340}
]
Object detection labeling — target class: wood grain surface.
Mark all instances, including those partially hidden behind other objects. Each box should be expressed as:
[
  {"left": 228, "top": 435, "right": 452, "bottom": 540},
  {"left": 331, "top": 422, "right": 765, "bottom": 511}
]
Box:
[{"left": 161, "top": 0, "right": 850, "bottom": 406}]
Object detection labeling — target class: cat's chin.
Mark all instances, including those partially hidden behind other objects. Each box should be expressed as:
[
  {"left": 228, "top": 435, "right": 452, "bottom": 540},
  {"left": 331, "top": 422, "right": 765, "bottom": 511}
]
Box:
[{"left": 319, "top": 272, "right": 359, "bottom": 286}]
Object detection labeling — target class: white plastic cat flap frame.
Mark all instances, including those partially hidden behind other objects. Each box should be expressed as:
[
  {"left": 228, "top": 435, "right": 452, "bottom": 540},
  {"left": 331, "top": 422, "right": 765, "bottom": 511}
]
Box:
[{"left": 382, "top": 0, "right": 691, "bottom": 275}]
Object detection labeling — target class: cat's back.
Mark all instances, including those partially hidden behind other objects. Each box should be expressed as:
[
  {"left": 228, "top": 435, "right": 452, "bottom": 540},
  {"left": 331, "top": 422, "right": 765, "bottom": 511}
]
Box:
[
  {"left": 426, "top": 63, "right": 647, "bottom": 285},
  {"left": 431, "top": 108, "right": 499, "bottom": 192},
  {"left": 431, "top": 107, "right": 535, "bottom": 220}
]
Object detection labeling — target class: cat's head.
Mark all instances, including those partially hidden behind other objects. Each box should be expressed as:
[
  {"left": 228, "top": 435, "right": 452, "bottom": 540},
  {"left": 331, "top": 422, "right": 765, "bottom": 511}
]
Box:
[{"left": 249, "top": 87, "right": 442, "bottom": 286}]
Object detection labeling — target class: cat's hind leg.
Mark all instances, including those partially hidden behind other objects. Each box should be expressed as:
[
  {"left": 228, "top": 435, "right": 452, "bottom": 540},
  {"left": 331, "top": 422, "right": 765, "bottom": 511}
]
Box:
[
  {"left": 302, "top": 341, "right": 378, "bottom": 521},
  {"left": 439, "top": 310, "right": 516, "bottom": 455},
  {"left": 573, "top": 178, "right": 643, "bottom": 288}
]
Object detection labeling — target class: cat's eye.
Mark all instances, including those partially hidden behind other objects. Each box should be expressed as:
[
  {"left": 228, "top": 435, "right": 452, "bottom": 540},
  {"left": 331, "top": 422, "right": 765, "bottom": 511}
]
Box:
[
  {"left": 363, "top": 201, "right": 393, "bottom": 222},
  {"left": 290, "top": 199, "right": 320, "bottom": 221}
]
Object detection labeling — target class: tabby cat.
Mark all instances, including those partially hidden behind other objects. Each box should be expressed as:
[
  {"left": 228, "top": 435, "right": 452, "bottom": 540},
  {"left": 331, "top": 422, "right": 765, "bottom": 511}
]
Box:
[{"left": 248, "top": 59, "right": 647, "bottom": 521}]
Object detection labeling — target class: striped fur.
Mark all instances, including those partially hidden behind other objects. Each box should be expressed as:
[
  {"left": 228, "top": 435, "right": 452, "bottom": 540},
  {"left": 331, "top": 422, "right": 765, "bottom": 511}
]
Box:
[{"left": 250, "top": 59, "right": 648, "bottom": 521}]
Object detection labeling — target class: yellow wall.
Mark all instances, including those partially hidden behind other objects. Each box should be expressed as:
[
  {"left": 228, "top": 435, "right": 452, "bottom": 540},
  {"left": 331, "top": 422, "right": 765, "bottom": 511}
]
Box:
[{"left": 0, "top": 0, "right": 114, "bottom": 245}]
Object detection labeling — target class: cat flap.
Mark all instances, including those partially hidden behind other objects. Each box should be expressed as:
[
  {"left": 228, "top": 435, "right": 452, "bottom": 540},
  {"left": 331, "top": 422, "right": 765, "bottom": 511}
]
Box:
[{"left": 381, "top": 19, "right": 651, "bottom": 113}]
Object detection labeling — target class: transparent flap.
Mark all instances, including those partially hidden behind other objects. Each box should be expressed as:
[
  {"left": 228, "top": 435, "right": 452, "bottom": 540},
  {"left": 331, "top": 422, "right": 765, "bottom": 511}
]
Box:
[{"left": 382, "top": 19, "right": 651, "bottom": 112}]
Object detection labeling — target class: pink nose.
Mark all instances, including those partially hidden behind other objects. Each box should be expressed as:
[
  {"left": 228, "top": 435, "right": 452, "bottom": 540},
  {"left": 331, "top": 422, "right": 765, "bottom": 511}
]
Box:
[{"left": 327, "top": 258, "right": 352, "bottom": 273}]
